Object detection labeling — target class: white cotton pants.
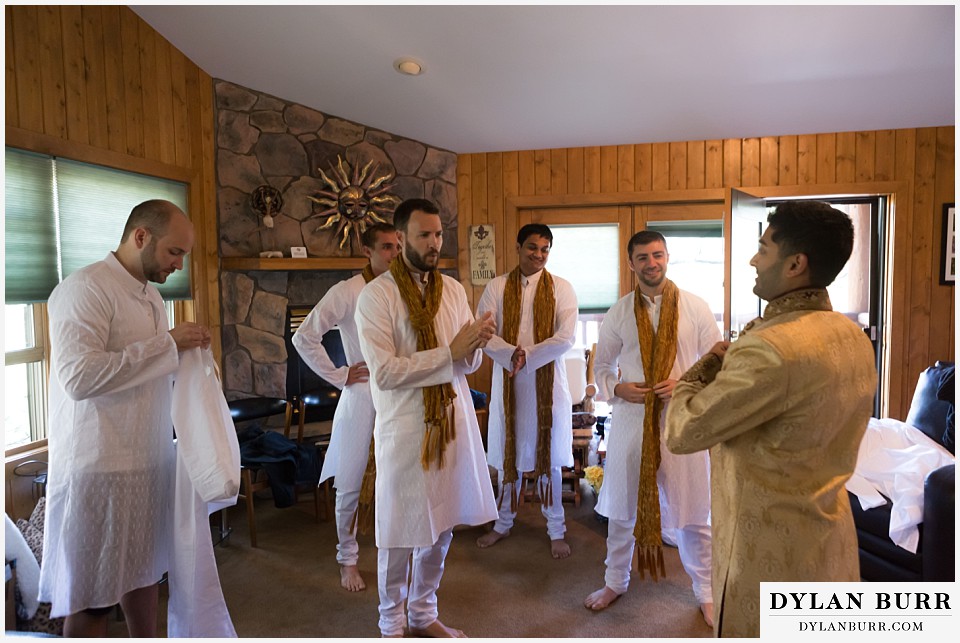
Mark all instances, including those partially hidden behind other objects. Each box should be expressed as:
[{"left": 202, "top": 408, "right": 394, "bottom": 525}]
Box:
[
  {"left": 377, "top": 529, "right": 454, "bottom": 637},
  {"left": 334, "top": 488, "right": 360, "bottom": 566},
  {"left": 603, "top": 517, "right": 712, "bottom": 604},
  {"left": 492, "top": 466, "right": 566, "bottom": 541}
]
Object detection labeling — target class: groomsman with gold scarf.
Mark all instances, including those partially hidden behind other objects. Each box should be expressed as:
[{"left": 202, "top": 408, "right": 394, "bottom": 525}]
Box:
[
  {"left": 584, "top": 230, "right": 720, "bottom": 627},
  {"left": 355, "top": 198, "right": 498, "bottom": 638},
  {"left": 475, "top": 224, "right": 579, "bottom": 559}
]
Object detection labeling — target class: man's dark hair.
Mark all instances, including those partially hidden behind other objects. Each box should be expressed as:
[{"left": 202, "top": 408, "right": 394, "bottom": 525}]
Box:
[
  {"left": 516, "top": 223, "right": 553, "bottom": 246},
  {"left": 393, "top": 198, "right": 439, "bottom": 232},
  {"left": 120, "top": 200, "right": 179, "bottom": 242},
  {"left": 626, "top": 230, "right": 668, "bottom": 257},
  {"left": 767, "top": 201, "right": 854, "bottom": 287},
  {"left": 361, "top": 222, "right": 397, "bottom": 248}
]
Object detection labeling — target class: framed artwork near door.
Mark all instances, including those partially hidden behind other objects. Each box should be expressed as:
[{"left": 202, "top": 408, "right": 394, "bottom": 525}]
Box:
[{"left": 940, "top": 203, "right": 955, "bottom": 285}]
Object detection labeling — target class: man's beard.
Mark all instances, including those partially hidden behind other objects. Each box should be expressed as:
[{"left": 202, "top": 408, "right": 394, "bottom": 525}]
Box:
[
  {"left": 638, "top": 268, "right": 665, "bottom": 289},
  {"left": 141, "top": 238, "right": 168, "bottom": 283},
  {"left": 405, "top": 241, "right": 438, "bottom": 273}
]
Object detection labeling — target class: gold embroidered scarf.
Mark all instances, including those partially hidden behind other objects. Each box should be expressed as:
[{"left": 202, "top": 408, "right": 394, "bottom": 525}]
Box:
[
  {"left": 390, "top": 256, "right": 458, "bottom": 470},
  {"left": 632, "top": 278, "right": 679, "bottom": 581},
  {"left": 501, "top": 268, "right": 556, "bottom": 509},
  {"left": 353, "top": 265, "right": 379, "bottom": 534}
]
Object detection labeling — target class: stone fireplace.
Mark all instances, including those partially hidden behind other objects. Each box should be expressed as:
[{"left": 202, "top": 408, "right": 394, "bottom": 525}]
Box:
[{"left": 215, "top": 79, "right": 458, "bottom": 400}]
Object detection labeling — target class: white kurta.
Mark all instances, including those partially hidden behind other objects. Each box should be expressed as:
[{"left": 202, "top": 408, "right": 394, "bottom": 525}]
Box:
[
  {"left": 356, "top": 271, "right": 498, "bottom": 549},
  {"left": 39, "top": 252, "right": 179, "bottom": 618},
  {"left": 479, "top": 271, "right": 577, "bottom": 471},
  {"left": 292, "top": 273, "right": 375, "bottom": 491},
  {"left": 594, "top": 289, "right": 720, "bottom": 527}
]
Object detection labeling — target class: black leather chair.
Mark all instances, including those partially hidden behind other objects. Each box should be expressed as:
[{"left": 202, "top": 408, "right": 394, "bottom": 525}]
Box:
[{"left": 849, "top": 361, "right": 955, "bottom": 582}]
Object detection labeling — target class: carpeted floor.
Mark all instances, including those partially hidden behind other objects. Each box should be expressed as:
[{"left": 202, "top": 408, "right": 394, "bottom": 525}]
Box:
[{"left": 111, "top": 479, "right": 713, "bottom": 638}]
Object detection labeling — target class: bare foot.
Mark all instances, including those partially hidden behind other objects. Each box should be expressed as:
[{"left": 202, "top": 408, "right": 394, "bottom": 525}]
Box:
[
  {"left": 409, "top": 619, "right": 466, "bottom": 638},
  {"left": 583, "top": 586, "right": 621, "bottom": 611},
  {"left": 700, "top": 602, "right": 714, "bottom": 627},
  {"left": 340, "top": 564, "right": 366, "bottom": 592},
  {"left": 476, "top": 528, "right": 509, "bottom": 548},
  {"left": 550, "top": 538, "right": 571, "bottom": 559}
]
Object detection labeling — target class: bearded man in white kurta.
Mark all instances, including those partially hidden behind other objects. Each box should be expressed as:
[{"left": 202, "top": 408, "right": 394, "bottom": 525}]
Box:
[
  {"left": 584, "top": 230, "right": 720, "bottom": 628},
  {"left": 475, "top": 223, "right": 578, "bottom": 559},
  {"left": 355, "top": 198, "right": 498, "bottom": 638},
  {"left": 292, "top": 223, "right": 399, "bottom": 592},
  {"left": 39, "top": 200, "right": 211, "bottom": 637}
]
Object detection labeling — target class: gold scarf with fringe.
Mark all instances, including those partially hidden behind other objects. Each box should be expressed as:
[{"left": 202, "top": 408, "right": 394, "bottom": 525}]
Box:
[
  {"left": 501, "top": 268, "right": 556, "bottom": 510},
  {"left": 353, "top": 264, "right": 379, "bottom": 534},
  {"left": 632, "top": 279, "right": 679, "bottom": 581},
  {"left": 390, "top": 256, "right": 458, "bottom": 470}
]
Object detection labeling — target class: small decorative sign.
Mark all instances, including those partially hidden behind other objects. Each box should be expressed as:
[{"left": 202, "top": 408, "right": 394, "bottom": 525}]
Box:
[
  {"left": 941, "top": 203, "right": 955, "bottom": 285},
  {"left": 290, "top": 246, "right": 308, "bottom": 258},
  {"left": 469, "top": 224, "right": 497, "bottom": 286}
]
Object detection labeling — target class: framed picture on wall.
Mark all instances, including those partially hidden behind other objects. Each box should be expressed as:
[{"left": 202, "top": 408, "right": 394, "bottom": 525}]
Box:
[{"left": 941, "top": 203, "right": 955, "bottom": 285}]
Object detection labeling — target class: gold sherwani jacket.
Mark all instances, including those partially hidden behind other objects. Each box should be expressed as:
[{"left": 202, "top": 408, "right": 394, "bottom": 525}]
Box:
[{"left": 664, "top": 290, "right": 876, "bottom": 638}]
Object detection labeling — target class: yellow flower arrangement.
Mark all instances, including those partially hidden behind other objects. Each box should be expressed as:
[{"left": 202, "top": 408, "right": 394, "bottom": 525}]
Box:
[{"left": 583, "top": 465, "right": 604, "bottom": 494}]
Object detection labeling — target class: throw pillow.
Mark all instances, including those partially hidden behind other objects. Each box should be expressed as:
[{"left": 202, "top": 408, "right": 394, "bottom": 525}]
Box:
[{"left": 16, "top": 518, "right": 43, "bottom": 566}]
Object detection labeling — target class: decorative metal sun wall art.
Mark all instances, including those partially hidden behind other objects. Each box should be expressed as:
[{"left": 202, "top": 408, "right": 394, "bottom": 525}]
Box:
[{"left": 306, "top": 155, "right": 401, "bottom": 250}]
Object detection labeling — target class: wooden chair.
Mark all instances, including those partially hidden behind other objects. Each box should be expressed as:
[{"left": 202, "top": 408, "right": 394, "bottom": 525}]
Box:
[{"left": 228, "top": 397, "right": 293, "bottom": 548}]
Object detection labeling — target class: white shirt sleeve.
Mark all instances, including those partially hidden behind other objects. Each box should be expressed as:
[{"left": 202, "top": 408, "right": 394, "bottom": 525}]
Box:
[{"left": 292, "top": 281, "right": 351, "bottom": 390}]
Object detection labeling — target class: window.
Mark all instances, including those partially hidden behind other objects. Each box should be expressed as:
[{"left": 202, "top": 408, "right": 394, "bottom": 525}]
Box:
[
  {"left": 547, "top": 224, "right": 620, "bottom": 314},
  {"left": 647, "top": 221, "right": 725, "bottom": 334},
  {"left": 4, "top": 147, "right": 192, "bottom": 452}
]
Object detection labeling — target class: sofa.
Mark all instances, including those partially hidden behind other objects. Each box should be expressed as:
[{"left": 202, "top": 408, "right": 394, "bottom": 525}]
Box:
[{"left": 848, "top": 361, "right": 955, "bottom": 582}]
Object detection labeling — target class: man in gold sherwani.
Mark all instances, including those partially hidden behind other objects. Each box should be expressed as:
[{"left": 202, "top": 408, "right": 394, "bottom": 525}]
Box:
[{"left": 665, "top": 201, "right": 877, "bottom": 638}]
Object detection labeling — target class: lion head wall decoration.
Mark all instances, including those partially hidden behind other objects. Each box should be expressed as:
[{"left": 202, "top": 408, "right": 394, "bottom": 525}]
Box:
[{"left": 306, "top": 155, "right": 401, "bottom": 251}]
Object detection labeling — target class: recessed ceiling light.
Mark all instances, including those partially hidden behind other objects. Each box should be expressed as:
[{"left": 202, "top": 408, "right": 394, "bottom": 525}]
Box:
[{"left": 394, "top": 57, "right": 423, "bottom": 76}]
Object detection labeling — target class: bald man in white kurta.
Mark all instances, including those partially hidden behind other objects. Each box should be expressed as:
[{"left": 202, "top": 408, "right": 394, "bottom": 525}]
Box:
[{"left": 356, "top": 269, "right": 497, "bottom": 637}]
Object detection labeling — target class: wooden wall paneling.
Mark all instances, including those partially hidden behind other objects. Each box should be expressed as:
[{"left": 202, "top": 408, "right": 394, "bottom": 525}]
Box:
[
  {"left": 550, "top": 148, "right": 567, "bottom": 195},
  {"left": 888, "top": 129, "right": 917, "bottom": 416},
  {"left": 816, "top": 133, "right": 836, "bottom": 184},
  {"left": 906, "top": 128, "right": 937, "bottom": 407},
  {"left": 503, "top": 152, "right": 521, "bottom": 260},
  {"left": 119, "top": 8, "right": 144, "bottom": 157},
  {"left": 534, "top": 149, "right": 550, "bottom": 196},
  {"left": 759, "top": 136, "right": 779, "bottom": 186},
  {"left": 584, "top": 146, "right": 601, "bottom": 194},
  {"left": 634, "top": 143, "right": 653, "bottom": 192},
  {"left": 740, "top": 137, "right": 760, "bottom": 187},
  {"left": 722, "top": 138, "right": 740, "bottom": 187},
  {"left": 154, "top": 37, "right": 176, "bottom": 165},
  {"left": 37, "top": 5, "right": 67, "bottom": 140},
  {"left": 778, "top": 135, "right": 797, "bottom": 186},
  {"left": 5, "top": 6, "right": 18, "bottom": 127},
  {"left": 488, "top": 152, "right": 506, "bottom": 276},
  {"left": 600, "top": 145, "right": 618, "bottom": 193},
  {"left": 855, "top": 130, "right": 876, "bottom": 182},
  {"left": 168, "top": 46, "right": 191, "bottom": 168},
  {"left": 616, "top": 144, "right": 635, "bottom": 192},
  {"left": 929, "top": 127, "right": 955, "bottom": 359},
  {"left": 100, "top": 6, "right": 127, "bottom": 154},
  {"left": 11, "top": 6, "right": 42, "bottom": 132},
  {"left": 620, "top": 204, "right": 635, "bottom": 295},
  {"left": 196, "top": 72, "right": 219, "bottom": 352},
  {"left": 456, "top": 153, "right": 473, "bottom": 295},
  {"left": 797, "top": 134, "right": 816, "bottom": 185},
  {"left": 686, "top": 140, "right": 705, "bottom": 189},
  {"left": 874, "top": 130, "right": 896, "bottom": 181},
  {"left": 566, "top": 147, "right": 584, "bottom": 195},
  {"left": 60, "top": 6, "right": 89, "bottom": 146},
  {"left": 470, "top": 154, "right": 490, "bottom": 277},
  {"left": 138, "top": 20, "right": 162, "bottom": 161},
  {"left": 669, "top": 141, "right": 686, "bottom": 190},
  {"left": 80, "top": 6, "right": 109, "bottom": 150},
  {"left": 705, "top": 140, "right": 722, "bottom": 189},
  {"left": 518, "top": 149, "right": 535, "bottom": 196},
  {"left": 651, "top": 142, "right": 670, "bottom": 191},
  {"left": 835, "top": 131, "right": 856, "bottom": 183}
]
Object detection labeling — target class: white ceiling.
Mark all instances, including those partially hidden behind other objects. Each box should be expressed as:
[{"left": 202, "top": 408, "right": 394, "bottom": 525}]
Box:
[{"left": 131, "top": 4, "right": 955, "bottom": 155}]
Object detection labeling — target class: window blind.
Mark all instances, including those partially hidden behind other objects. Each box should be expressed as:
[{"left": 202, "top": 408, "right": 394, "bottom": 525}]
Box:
[
  {"left": 4, "top": 148, "right": 192, "bottom": 303},
  {"left": 546, "top": 224, "right": 620, "bottom": 313}
]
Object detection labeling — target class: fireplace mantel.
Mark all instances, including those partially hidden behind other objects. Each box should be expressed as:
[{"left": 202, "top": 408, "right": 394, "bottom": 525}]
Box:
[{"left": 221, "top": 257, "right": 457, "bottom": 271}]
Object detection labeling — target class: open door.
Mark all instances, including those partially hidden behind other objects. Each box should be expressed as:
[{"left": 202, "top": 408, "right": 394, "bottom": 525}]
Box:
[{"left": 724, "top": 188, "right": 767, "bottom": 340}]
